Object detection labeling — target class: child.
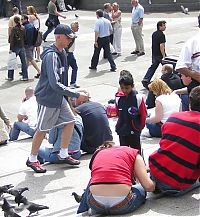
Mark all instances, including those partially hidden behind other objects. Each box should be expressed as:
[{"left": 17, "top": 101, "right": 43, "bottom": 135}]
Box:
[{"left": 115, "top": 70, "right": 147, "bottom": 153}]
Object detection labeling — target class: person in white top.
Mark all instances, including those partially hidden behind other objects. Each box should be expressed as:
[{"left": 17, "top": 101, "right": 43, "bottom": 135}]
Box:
[
  {"left": 175, "top": 19, "right": 200, "bottom": 93},
  {"left": 8, "top": 7, "right": 21, "bottom": 37},
  {"left": 112, "top": 2, "right": 122, "bottom": 56},
  {"left": 27, "top": 6, "right": 41, "bottom": 68},
  {"left": 145, "top": 79, "right": 181, "bottom": 137},
  {"left": 9, "top": 87, "right": 38, "bottom": 141}
]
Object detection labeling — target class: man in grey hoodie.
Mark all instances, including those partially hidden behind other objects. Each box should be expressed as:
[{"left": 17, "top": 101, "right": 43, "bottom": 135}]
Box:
[{"left": 26, "top": 24, "right": 89, "bottom": 173}]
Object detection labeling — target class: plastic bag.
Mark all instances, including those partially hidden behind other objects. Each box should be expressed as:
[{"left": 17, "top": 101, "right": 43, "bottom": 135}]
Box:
[{"left": 7, "top": 52, "right": 17, "bottom": 70}]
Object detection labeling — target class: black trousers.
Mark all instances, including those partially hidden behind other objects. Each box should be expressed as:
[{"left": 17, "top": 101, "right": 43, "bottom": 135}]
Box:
[
  {"left": 119, "top": 135, "right": 141, "bottom": 154},
  {"left": 91, "top": 36, "right": 116, "bottom": 70}
]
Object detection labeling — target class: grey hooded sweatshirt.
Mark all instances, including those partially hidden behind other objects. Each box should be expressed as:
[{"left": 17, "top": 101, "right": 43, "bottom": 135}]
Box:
[{"left": 35, "top": 44, "right": 80, "bottom": 108}]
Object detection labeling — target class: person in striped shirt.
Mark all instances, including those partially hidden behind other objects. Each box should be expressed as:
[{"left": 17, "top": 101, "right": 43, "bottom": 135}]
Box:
[{"left": 149, "top": 86, "right": 200, "bottom": 196}]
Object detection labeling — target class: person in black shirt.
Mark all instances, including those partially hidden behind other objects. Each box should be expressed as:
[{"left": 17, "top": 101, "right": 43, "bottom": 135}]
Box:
[{"left": 142, "top": 21, "right": 166, "bottom": 89}]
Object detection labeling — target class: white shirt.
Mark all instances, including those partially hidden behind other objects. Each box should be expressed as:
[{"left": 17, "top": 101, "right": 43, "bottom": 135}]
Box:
[
  {"left": 18, "top": 96, "right": 38, "bottom": 127},
  {"left": 175, "top": 31, "right": 200, "bottom": 73},
  {"left": 156, "top": 93, "right": 181, "bottom": 123}
]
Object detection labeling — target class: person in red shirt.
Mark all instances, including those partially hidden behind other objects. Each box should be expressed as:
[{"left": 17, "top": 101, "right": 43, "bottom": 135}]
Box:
[{"left": 75, "top": 141, "right": 155, "bottom": 215}]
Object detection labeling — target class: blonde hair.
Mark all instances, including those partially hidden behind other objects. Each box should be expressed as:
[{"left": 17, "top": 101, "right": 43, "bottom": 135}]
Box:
[
  {"left": 148, "top": 79, "right": 172, "bottom": 96},
  {"left": 27, "top": 6, "right": 38, "bottom": 18}
]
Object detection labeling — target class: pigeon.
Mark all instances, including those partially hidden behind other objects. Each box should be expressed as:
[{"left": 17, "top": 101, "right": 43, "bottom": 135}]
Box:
[
  {"left": 8, "top": 187, "right": 29, "bottom": 197},
  {"left": 22, "top": 197, "right": 49, "bottom": 215},
  {"left": 75, "top": 14, "right": 79, "bottom": 18},
  {"left": 0, "top": 184, "right": 14, "bottom": 197},
  {"left": 1, "top": 198, "right": 21, "bottom": 217},
  {"left": 181, "top": 5, "right": 189, "bottom": 14},
  {"left": 71, "top": 192, "right": 82, "bottom": 203},
  {"left": 14, "top": 195, "right": 27, "bottom": 206}
]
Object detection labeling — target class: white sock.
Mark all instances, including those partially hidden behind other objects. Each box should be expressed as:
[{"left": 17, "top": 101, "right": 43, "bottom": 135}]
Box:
[
  {"left": 58, "top": 148, "right": 68, "bottom": 159},
  {"left": 29, "top": 154, "right": 38, "bottom": 162}
]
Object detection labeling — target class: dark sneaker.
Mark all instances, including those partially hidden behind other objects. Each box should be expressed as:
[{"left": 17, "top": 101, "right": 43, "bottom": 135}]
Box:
[
  {"left": 141, "top": 79, "right": 150, "bottom": 90},
  {"left": 110, "top": 68, "right": 117, "bottom": 72},
  {"left": 137, "top": 52, "right": 145, "bottom": 56},
  {"left": 89, "top": 66, "right": 97, "bottom": 70},
  {"left": 131, "top": 50, "right": 139, "bottom": 54},
  {"left": 34, "top": 73, "right": 40, "bottom": 79},
  {"left": 26, "top": 158, "right": 46, "bottom": 173},
  {"left": 57, "top": 155, "right": 80, "bottom": 165},
  {"left": 5, "top": 78, "right": 13, "bottom": 81}
]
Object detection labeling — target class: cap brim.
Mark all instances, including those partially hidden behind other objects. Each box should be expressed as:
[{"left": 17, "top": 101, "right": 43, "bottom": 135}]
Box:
[{"left": 66, "top": 33, "right": 77, "bottom": 38}]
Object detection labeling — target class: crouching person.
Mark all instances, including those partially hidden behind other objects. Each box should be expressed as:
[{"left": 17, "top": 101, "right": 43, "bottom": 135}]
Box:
[
  {"left": 38, "top": 114, "right": 83, "bottom": 163},
  {"left": 75, "top": 141, "right": 155, "bottom": 215}
]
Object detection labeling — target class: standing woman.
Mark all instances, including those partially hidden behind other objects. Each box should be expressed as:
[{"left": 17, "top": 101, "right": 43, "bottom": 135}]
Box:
[
  {"left": 27, "top": 6, "right": 41, "bottom": 64},
  {"left": 112, "top": 2, "right": 122, "bottom": 56},
  {"left": 8, "top": 16, "right": 28, "bottom": 81}
]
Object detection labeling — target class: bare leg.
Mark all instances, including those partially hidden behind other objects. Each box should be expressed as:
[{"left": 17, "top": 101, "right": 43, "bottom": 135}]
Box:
[
  {"left": 31, "top": 131, "right": 46, "bottom": 155},
  {"left": 60, "top": 122, "right": 74, "bottom": 149},
  {"left": 30, "top": 60, "right": 40, "bottom": 74},
  {"left": 36, "top": 47, "right": 41, "bottom": 60}
]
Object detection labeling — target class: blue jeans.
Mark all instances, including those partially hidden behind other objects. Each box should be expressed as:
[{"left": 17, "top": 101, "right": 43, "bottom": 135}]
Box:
[
  {"left": 180, "top": 94, "right": 189, "bottom": 111},
  {"left": 77, "top": 184, "right": 146, "bottom": 215},
  {"left": 43, "top": 26, "right": 54, "bottom": 41},
  {"left": 151, "top": 175, "right": 200, "bottom": 196},
  {"left": 9, "top": 121, "right": 36, "bottom": 141},
  {"left": 146, "top": 122, "right": 162, "bottom": 137},
  {"left": 67, "top": 52, "right": 78, "bottom": 85},
  {"left": 143, "top": 56, "right": 163, "bottom": 81},
  {"left": 8, "top": 48, "right": 28, "bottom": 79}
]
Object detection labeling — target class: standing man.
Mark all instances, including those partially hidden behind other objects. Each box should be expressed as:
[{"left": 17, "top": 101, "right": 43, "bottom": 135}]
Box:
[
  {"left": 10, "top": 0, "right": 22, "bottom": 14},
  {"left": 89, "top": 9, "right": 116, "bottom": 72},
  {"left": 142, "top": 20, "right": 166, "bottom": 89},
  {"left": 66, "top": 21, "right": 80, "bottom": 89},
  {"left": 43, "top": 0, "right": 66, "bottom": 42},
  {"left": 130, "top": 0, "right": 145, "bottom": 56},
  {"left": 26, "top": 24, "right": 89, "bottom": 173},
  {"left": 8, "top": 7, "right": 21, "bottom": 37},
  {"left": 175, "top": 18, "right": 200, "bottom": 93}
]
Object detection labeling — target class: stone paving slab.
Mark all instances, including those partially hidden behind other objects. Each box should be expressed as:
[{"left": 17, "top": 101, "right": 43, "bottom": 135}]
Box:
[{"left": 0, "top": 10, "right": 199, "bottom": 217}]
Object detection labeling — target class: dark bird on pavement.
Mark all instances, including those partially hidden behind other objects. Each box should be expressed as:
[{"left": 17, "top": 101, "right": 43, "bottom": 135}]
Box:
[
  {"left": 0, "top": 184, "right": 14, "bottom": 196},
  {"left": 71, "top": 192, "right": 82, "bottom": 203},
  {"left": 1, "top": 198, "right": 21, "bottom": 217},
  {"left": 14, "top": 195, "right": 27, "bottom": 206},
  {"left": 8, "top": 187, "right": 29, "bottom": 197},
  {"left": 22, "top": 197, "right": 49, "bottom": 215}
]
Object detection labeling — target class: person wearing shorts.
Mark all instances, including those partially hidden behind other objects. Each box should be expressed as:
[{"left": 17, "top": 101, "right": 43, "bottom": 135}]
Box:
[{"left": 26, "top": 24, "right": 89, "bottom": 173}]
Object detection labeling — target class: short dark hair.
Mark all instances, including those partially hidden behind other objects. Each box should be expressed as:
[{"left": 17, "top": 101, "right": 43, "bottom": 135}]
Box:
[
  {"left": 157, "top": 20, "right": 166, "bottom": 30},
  {"left": 12, "top": 7, "right": 19, "bottom": 14},
  {"left": 22, "top": 14, "right": 29, "bottom": 21},
  {"left": 96, "top": 9, "right": 104, "bottom": 17},
  {"left": 119, "top": 75, "right": 134, "bottom": 86},
  {"left": 189, "top": 86, "right": 200, "bottom": 112}
]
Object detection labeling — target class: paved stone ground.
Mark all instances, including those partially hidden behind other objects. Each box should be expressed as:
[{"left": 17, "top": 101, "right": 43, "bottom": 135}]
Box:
[{"left": 0, "top": 10, "right": 199, "bottom": 217}]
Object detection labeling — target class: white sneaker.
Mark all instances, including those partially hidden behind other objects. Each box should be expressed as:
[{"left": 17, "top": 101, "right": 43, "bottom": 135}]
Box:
[
  {"left": 70, "top": 83, "right": 80, "bottom": 89},
  {"left": 141, "top": 128, "right": 151, "bottom": 137}
]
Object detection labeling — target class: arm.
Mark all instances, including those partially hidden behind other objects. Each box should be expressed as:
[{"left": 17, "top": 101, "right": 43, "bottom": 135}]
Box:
[
  {"left": 146, "top": 100, "right": 163, "bottom": 123},
  {"left": 94, "top": 31, "right": 99, "bottom": 47},
  {"left": 173, "top": 87, "right": 188, "bottom": 95},
  {"left": 160, "top": 43, "right": 165, "bottom": 58},
  {"left": 134, "top": 155, "right": 155, "bottom": 192},
  {"left": 0, "top": 107, "right": 11, "bottom": 128},
  {"left": 138, "top": 17, "right": 143, "bottom": 25},
  {"left": 17, "top": 114, "right": 27, "bottom": 122}
]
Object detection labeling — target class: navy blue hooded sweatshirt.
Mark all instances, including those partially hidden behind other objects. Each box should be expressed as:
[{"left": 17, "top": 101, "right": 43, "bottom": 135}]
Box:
[{"left": 35, "top": 44, "right": 80, "bottom": 108}]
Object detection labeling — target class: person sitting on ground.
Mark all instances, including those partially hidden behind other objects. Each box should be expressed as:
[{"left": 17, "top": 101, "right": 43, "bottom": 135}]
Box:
[
  {"left": 0, "top": 106, "right": 11, "bottom": 145},
  {"left": 38, "top": 114, "right": 83, "bottom": 163},
  {"left": 145, "top": 79, "right": 181, "bottom": 138},
  {"left": 75, "top": 141, "right": 155, "bottom": 215},
  {"left": 149, "top": 86, "right": 200, "bottom": 196},
  {"left": 71, "top": 95, "right": 113, "bottom": 154},
  {"left": 9, "top": 87, "right": 37, "bottom": 141},
  {"left": 115, "top": 70, "right": 147, "bottom": 154},
  {"left": 146, "top": 64, "right": 184, "bottom": 109}
]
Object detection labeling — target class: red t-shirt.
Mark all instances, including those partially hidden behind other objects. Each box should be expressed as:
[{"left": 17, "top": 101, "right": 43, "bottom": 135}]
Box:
[{"left": 90, "top": 146, "right": 139, "bottom": 186}]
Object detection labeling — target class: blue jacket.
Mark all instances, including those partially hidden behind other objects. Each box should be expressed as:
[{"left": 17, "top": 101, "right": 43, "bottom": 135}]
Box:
[{"left": 34, "top": 44, "right": 80, "bottom": 108}]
